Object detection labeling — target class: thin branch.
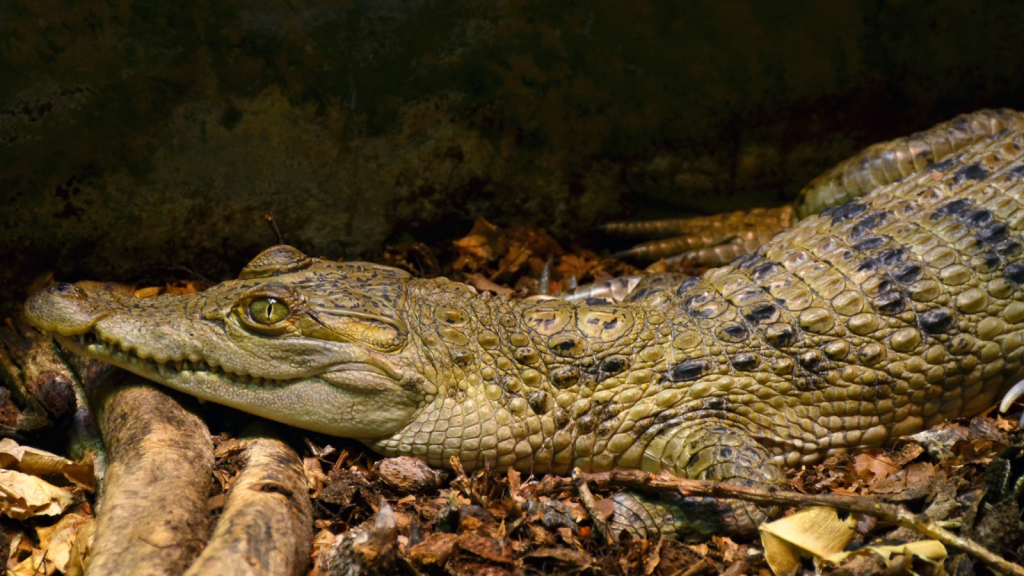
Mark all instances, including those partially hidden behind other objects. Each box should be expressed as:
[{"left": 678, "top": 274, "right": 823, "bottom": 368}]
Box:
[
  {"left": 528, "top": 469, "right": 1024, "bottom": 576},
  {"left": 572, "top": 467, "right": 614, "bottom": 546}
]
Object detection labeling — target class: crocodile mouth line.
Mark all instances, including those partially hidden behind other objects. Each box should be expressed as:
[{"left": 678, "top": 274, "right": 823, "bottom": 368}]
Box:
[{"left": 66, "top": 331, "right": 295, "bottom": 388}]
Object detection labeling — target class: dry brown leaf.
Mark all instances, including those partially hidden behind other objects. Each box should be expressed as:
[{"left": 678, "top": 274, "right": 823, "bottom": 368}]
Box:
[
  {"left": 163, "top": 280, "right": 206, "bottom": 295},
  {"left": 853, "top": 450, "right": 899, "bottom": 481},
  {"left": 0, "top": 469, "right": 77, "bottom": 520},
  {"left": 463, "top": 273, "right": 516, "bottom": 296},
  {"left": 452, "top": 217, "right": 504, "bottom": 270},
  {"left": 0, "top": 439, "right": 94, "bottom": 490},
  {"left": 996, "top": 414, "right": 1018, "bottom": 432},
  {"left": 759, "top": 507, "right": 855, "bottom": 575},
  {"left": 494, "top": 243, "right": 532, "bottom": 278}
]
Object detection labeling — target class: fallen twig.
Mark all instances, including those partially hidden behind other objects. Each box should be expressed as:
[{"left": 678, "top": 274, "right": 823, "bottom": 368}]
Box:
[
  {"left": 529, "top": 469, "right": 1024, "bottom": 576},
  {"left": 572, "top": 467, "right": 614, "bottom": 546}
]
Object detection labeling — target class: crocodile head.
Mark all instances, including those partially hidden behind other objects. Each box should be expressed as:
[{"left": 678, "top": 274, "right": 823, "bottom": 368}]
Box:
[{"left": 24, "top": 245, "right": 427, "bottom": 438}]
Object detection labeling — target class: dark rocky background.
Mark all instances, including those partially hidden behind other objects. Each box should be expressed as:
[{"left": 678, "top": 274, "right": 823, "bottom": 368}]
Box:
[{"left": 4, "top": 0, "right": 1024, "bottom": 309}]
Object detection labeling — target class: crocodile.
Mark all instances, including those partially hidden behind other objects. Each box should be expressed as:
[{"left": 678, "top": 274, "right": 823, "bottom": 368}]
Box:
[{"left": 23, "top": 109, "right": 1024, "bottom": 540}]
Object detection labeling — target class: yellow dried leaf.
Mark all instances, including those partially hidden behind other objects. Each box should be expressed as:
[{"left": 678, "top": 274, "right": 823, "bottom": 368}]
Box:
[
  {"left": 64, "top": 516, "right": 96, "bottom": 576},
  {"left": 133, "top": 285, "right": 162, "bottom": 298},
  {"left": 0, "top": 469, "right": 77, "bottom": 520},
  {"left": 0, "top": 438, "right": 94, "bottom": 490},
  {"left": 825, "top": 539, "right": 947, "bottom": 568},
  {"left": 35, "top": 513, "right": 92, "bottom": 574},
  {"left": 759, "top": 507, "right": 855, "bottom": 575},
  {"left": 10, "top": 548, "right": 55, "bottom": 576}
]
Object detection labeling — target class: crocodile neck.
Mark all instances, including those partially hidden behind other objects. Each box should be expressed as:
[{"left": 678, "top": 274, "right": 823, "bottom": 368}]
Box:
[{"left": 369, "top": 278, "right": 688, "bottom": 474}]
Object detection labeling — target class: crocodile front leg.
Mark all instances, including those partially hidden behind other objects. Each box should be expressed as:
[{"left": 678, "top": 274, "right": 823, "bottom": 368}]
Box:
[{"left": 608, "top": 424, "right": 786, "bottom": 540}]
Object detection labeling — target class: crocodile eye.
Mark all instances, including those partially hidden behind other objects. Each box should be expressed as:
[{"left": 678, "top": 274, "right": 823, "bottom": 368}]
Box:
[{"left": 248, "top": 297, "right": 290, "bottom": 325}]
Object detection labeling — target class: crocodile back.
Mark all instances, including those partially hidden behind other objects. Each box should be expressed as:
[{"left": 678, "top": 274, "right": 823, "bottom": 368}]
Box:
[{"left": 675, "top": 127, "right": 1024, "bottom": 466}]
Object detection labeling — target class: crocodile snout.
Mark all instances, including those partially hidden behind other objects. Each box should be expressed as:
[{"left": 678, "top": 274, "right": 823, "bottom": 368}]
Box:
[{"left": 24, "top": 282, "right": 109, "bottom": 336}]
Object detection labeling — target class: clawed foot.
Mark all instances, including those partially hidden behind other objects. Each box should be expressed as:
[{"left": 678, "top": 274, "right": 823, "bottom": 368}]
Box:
[
  {"left": 599, "top": 206, "right": 795, "bottom": 267},
  {"left": 999, "top": 380, "right": 1024, "bottom": 425}
]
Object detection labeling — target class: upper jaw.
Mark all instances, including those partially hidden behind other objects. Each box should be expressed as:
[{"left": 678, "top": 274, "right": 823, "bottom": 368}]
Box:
[
  {"left": 54, "top": 331, "right": 298, "bottom": 388},
  {"left": 54, "top": 325, "right": 405, "bottom": 392}
]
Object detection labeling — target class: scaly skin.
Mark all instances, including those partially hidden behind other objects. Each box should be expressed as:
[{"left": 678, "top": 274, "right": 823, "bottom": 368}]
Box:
[{"left": 23, "top": 112, "right": 1024, "bottom": 540}]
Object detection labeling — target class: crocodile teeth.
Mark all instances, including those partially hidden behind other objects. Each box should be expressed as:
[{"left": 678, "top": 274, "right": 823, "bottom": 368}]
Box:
[{"left": 999, "top": 379, "right": 1024, "bottom": 425}]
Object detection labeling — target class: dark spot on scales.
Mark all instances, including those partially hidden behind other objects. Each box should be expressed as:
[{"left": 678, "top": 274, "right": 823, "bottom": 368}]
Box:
[
  {"left": 1006, "top": 263, "right": 1024, "bottom": 284},
  {"left": 554, "top": 339, "right": 576, "bottom": 352},
  {"left": 1007, "top": 165, "right": 1024, "bottom": 182},
  {"left": 850, "top": 211, "right": 890, "bottom": 238},
  {"left": 931, "top": 198, "right": 973, "bottom": 220},
  {"left": 892, "top": 262, "right": 923, "bottom": 284},
  {"left": 527, "top": 391, "right": 551, "bottom": 414},
  {"left": 878, "top": 247, "right": 906, "bottom": 266},
  {"left": 550, "top": 366, "right": 581, "bottom": 388},
  {"left": 998, "top": 239, "right": 1023, "bottom": 257},
  {"left": 852, "top": 237, "right": 886, "bottom": 251},
  {"left": 731, "top": 353, "right": 758, "bottom": 371},
  {"left": 873, "top": 292, "right": 907, "bottom": 315},
  {"left": 826, "top": 201, "right": 869, "bottom": 225},
  {"left": 797, "top": 351, "right": 822, "bottom": 371},
  {"left": 734, "top": 254, "right": 761, "bottom": 269},
  {"left": 743, "top": 304, "right": 777, "bottom": 324},
  {"left": 855, "top": 260, "right": 876, "bottom": 274},
  {"left": 585, "top": 297, "right": 613, "bottom": 306},
  {"left": 720, "top": 324, "right": 748, "bottom": 341},
  {"left": 978, "top": 222, "right": 1009, "bottom": 245},
  {"left": 751, "top": 262, "right": 779, "bottom": 281},
  {"left": 920, "top": 308, "right": 954, "bottom": 334},
  {"left": 704, "top": 397, "right": 725, "bottom": 410},
  {"left": 765, "top": 325, "right": 797, "bottom": 348},
  {"left": 959, "top": 209, "right": 993, "bottom": 228},
  {"left": 676, "top": 277, "right": 701, "bottom": 295},
  {"left": 980, "top": 251, "right": 1001, "bottom": 271},
  {"left": 575, "top": 414, "right": 597, "bottom": 433},
  {"left": 685, "top": 292, "right": 712, "bottom": 308},
  {"left": 953, "top": 162, "right": 988, "bottom": 184},
  {"left": 600, "top": 356, "right": 629, "bottom": 375},
  {"left": 629, "top": 288, "right": 650, "bottom": 301},
  {"left": 924, "top": 157, "right": 957, "bottom": 174},
  {"left": 693, "top": 307, "right": 718, "bottom": 319},
  {"left": 668, "top": 359, "right": 708, "bottom": 382}
]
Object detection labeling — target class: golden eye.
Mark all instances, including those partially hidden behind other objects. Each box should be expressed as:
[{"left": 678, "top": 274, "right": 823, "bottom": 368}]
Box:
[{"left": 248, "top": 297, "right": 290, "bottom": 325}]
